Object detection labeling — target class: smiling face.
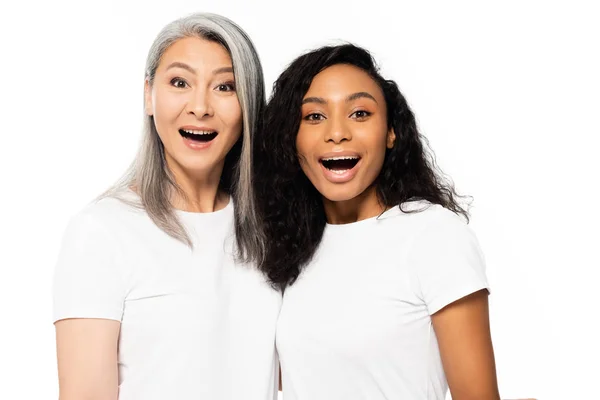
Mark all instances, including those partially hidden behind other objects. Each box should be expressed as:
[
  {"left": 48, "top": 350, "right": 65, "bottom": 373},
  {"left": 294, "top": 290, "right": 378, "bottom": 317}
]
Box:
[
  {"left": 296, "top": 64, "right": 396, "bottom": 205},
  {"left": 145, "top": 36, "right": 242, "bottom": 182}
]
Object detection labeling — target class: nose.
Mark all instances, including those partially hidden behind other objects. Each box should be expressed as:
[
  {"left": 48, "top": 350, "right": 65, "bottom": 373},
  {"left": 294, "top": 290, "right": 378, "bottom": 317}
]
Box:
[
  {"left": 324, "top": 115, "right": 351, "bottom": 144},
  {"left": 186, "top": 88, "right": 214, "bottom": 118}
]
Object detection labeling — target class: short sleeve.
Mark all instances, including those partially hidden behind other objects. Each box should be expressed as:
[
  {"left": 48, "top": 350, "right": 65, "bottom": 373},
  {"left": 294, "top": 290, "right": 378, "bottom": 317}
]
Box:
[
  {"left": 52, "top": 209, "right": 126, "bottom": 323},
  {"left": 408, "top": 210, "right": 489, "bottom": 315}
]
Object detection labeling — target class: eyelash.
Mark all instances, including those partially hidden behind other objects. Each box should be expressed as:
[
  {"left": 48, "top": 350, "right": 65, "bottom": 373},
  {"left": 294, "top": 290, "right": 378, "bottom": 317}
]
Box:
[
  {"left": 303, "top": 110, "right": 371, "bottom": 122},
  {"left": 169, "top": 79, "right": 236, "bottom": 92},
  {"left": 304, "top": 113, "right": 325, "bottom": 122},
  {"left": 215, "top": 82, "right": 236, "bottom": 92},
  {"left": 351, "top": 110, "right": 371, "bottom": 119},
  {"left": 170, "top": 77, "right": 189, "bottom": 89}
]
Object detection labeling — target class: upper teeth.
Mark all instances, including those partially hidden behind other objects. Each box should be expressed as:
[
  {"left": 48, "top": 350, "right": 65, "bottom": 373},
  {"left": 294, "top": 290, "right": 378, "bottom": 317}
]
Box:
[
  {"left": 183, "top": 129, "right": 214, "bottom": 135},
  {"left": 322, "top": 156, "right": 359, "bottom": 161}
]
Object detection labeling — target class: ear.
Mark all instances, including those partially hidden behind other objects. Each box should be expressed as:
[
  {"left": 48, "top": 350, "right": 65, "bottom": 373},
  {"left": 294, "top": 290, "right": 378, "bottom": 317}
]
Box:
[
  {"left": 386, "top": 127, "right": 396, "bottom": 149},
  {"left": 144, "top": 79, "right": 153, "bottom": 116}
]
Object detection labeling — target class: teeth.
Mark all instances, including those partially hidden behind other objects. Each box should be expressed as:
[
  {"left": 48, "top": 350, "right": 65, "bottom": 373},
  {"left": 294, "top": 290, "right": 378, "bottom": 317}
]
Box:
[
  {"left": 182, "top": 129, "right": 215, "bottom": 135},
  {"left": 321, "top": 156, "right": 359, "bottom": 161},
  {"left": 332, "top": 169, "right": 349, "bottom": 174}
]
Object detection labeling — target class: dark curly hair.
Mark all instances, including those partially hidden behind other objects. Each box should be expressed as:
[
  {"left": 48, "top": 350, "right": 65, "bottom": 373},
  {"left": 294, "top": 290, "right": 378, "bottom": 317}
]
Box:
[{"left": 253, "top": 44, "right": 468, "bottom": 288}]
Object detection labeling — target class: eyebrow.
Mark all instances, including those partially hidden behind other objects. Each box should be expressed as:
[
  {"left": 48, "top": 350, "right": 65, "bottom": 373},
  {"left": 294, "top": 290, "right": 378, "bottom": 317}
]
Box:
[
  {"left": 213, "top": 66, "right": 234, "bottom": 75},
  {"left": 301, "top": 91, "right": 378, "bottom": 105},
  {"left": 346, "top": 92, "right": 378, "bottom": 104},
  {"left": 302, "top": 96, "right": 327, "bottom": 105},
  {"left": 166, "top": 62, "right": 195, "bottom": 74},
  {"left": 165, "top": 62, "right": 234, "bottom": 75}
]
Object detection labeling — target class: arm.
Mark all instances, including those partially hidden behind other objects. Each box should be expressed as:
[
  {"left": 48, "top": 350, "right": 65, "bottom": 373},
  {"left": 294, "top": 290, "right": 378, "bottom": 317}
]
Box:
[
  {"left": 431, "top": 289, "right": 500, "bottom": 400},
  {"left": 55, "top": 318, "right": 120, "bottom": 400},
  {"left": 53, "top": 210, "right": 127, "bottom": 400}
]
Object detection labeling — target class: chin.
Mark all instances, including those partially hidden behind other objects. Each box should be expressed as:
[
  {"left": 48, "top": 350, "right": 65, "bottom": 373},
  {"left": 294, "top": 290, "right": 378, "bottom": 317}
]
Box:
[
  {"left": 319, "top": 186, "right": 363, "bottom": 203},
  {"left": 174, "top": 158, "right": 215, "bottom": 175}
]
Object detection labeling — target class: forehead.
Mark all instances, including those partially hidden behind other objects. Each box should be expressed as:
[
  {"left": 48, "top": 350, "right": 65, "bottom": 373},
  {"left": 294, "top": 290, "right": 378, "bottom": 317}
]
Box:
[
  {"left": 158, "top": 36, "right": 232, "bottom": 69},
  {"left": 305, "top": 64, "right": 384, "bottom": 101}
]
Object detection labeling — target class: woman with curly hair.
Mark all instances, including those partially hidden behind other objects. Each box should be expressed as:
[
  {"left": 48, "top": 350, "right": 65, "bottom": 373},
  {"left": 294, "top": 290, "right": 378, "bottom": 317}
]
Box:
[{"left": 254, "top": 44, "right": 501, "bottom": 399}]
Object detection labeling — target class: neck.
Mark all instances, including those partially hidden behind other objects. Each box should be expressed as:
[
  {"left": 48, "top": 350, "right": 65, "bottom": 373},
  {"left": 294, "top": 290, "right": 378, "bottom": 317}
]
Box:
[
  {"left": 322, "top": 185, "right": 386, "bottom": 224},
  {"left": 167, "top": 157, "right": 229, "bottom": 213}
]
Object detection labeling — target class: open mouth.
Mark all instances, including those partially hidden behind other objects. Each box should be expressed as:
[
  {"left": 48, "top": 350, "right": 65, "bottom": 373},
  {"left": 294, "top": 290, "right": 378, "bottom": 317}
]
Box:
[
  {"left": 320, "top": 156, "right": 361, "bottom": 174},
  {"left": 179, "top": 129, "right": 218, "bottom": 142}
]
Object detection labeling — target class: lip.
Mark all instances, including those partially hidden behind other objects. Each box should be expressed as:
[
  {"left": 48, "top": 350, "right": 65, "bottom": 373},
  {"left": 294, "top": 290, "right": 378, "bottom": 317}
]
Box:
[
  {"left": 179, "top": 125, "right": 217, "bottom": 132},
  {"left": 318, "top": 151, "right": 362, "bottom": 184},
  {"left": 182, "top": 136, "right": 215, "bottom": 150},
  {"left": 319, "top": 150, "right": 361, "bottom": 161},
  {"left": 179, "top": 125, "right": 219, "bottom": 151}
]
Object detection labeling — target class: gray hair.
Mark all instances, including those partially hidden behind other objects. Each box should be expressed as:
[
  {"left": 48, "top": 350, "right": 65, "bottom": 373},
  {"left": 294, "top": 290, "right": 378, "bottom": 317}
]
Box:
[{"left": 103, "top": 13, "right": 265, "bottom": 262}]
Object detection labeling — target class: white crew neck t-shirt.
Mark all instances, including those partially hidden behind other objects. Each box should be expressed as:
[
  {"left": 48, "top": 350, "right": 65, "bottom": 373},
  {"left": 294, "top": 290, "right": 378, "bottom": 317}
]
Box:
[
  {"left": 53, "top": 194, "right": 282, "bottom": 400},
  {"left": 276, "top": 202, "right": 489, "bottom": 400}
]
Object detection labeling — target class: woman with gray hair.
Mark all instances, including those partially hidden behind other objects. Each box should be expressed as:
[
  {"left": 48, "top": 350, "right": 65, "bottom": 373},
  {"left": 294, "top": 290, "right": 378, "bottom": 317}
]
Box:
[{"left": 52, "top": 13, "right": 280, "bottom": 400}]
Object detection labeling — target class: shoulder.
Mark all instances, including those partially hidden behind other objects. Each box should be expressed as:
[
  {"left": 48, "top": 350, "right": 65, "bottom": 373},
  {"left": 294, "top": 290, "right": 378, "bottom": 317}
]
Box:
[
  {"left": 382, "top": 200, "right": 469, "bottom": 236},
  {"left": 65, "top": 195, "right": 143, "bottom": 239},
  {"left": 394, "top": 202, "right": 482, "bottom": 264},
  {"left": 412, "top": 203, "right": 468, "bottom": 233}
]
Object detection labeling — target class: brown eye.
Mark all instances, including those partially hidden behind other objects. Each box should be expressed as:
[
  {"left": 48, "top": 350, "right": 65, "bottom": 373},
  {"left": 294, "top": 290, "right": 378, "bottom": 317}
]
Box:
[
  {"left": 351, "top": 110, "right": 371, "bottom": 119},
  {"left": 304, "top": 113, "right": 325, "bottom": 122},
  {"left": 170, "top": 78, "right": 189, "bottom": 89},
  {"left": 216, "top": 82, "right": 236, "bottom": 92}
]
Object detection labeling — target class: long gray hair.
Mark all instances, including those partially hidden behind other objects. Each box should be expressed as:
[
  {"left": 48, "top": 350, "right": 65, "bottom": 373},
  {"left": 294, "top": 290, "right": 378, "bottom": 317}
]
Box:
[{"left": 103, "top": 12, "right": 265, "bottom": 262}]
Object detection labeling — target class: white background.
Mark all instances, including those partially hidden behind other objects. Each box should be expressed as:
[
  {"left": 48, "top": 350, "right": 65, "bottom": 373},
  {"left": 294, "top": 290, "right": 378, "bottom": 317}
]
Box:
[{"left": 1, "top": 1, "right": 598, "bottom": 399}]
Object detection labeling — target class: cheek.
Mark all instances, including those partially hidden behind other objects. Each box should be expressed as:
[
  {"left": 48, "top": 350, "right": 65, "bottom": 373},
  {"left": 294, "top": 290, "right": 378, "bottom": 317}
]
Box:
[
  {"left": 218, "top": 97, "right": 243, "bottom": 133},
  {"left": 295, "top": 130, "right": 321, "bottom": 181},
  {"left": 295, "top": 128, "right": 313, "bottom": 159},
  {"left": 366, "top": 123, "right": 390, "bottom": 160},
  {"left": 153, "top": 90, "right": 185, "bottom": 125}
]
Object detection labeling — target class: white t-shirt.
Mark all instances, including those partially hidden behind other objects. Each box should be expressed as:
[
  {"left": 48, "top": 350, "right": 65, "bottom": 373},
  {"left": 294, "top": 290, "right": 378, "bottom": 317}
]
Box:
[
  {"left": 53, "top": 194, "right": 282, "bottom": 400},
  {"left": 276, "top": 202, "right": 489, "bottom": 400}
]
